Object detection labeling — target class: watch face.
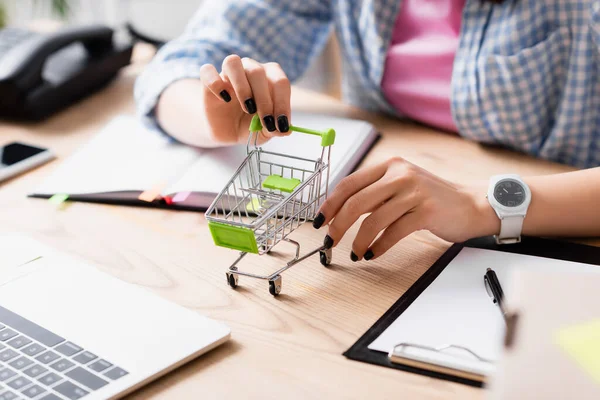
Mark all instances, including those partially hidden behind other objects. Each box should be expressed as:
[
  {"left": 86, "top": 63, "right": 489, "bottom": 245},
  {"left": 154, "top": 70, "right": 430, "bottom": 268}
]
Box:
[{"left": 494, "top": 179, "right": 526, "bottom": 207}]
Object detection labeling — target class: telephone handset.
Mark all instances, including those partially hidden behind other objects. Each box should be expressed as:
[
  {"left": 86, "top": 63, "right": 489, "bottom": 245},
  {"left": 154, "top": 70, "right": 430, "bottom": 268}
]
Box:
[{"left": 0, "top": 25, "right": 132, "bottom": 121}]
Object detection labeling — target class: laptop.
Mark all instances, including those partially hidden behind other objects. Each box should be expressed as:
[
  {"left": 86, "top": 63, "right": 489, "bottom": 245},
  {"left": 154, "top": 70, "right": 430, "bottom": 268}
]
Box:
[{"left": 0, "top": 235, "right": 230, "bottom": 400}]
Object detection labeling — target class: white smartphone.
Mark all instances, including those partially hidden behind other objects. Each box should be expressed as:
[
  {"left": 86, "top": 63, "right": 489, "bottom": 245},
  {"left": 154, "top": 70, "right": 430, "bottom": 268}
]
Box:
[{"left": 0, "top": 142, "right": 55, "bottom": 183}]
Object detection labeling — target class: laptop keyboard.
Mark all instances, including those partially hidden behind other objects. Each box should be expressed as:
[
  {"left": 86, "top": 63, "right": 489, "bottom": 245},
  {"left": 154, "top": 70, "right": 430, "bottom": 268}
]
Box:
[
  {"left": 0, "top": 28, "right": 38, "bottom": 58},
  {"left": 0, "top": 306, "right": 128, "bottom": 400}
]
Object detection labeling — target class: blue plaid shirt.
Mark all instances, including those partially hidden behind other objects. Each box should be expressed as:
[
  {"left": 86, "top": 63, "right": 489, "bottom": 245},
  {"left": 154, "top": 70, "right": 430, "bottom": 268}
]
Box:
[{"left": 135, "top": 0, "right": 600, "bottom": 168}]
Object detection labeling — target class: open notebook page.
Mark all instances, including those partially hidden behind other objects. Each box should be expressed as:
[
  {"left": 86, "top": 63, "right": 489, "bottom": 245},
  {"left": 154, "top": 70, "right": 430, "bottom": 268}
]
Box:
[
  {"left": 34, "top": 116, "right": 200, "bottom": 195},
  {"left": 166, "top": 113, "right": 375, "bottom": 195},
  {"left": 34, "top": 113, "right": 376, "bottom": 200},
  {"left": 368, "top": 248, "right": 600, "bottom": 371}
]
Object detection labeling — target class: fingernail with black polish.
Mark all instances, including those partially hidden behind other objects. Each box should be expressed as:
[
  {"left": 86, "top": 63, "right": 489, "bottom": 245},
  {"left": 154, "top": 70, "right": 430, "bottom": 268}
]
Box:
[
  {"left": 313, "top": 213, "right": 325, "bottom": 229},
  {"left": 323, "top": 235, "right": 334, "bottom": 249},
  {"left": 350, "top": 251, "right": 358, "bottom": 262},
  {"left": 277, "top": 115, "right": 289, "bottom": 132},
  {"left": 219, "top": 90, "right": 231, "bottom": 102},
  {"left": 263, "top": 115, "right": 276, "bottom": 132},
  {"left": 244, "top": 98, "right": 257, "bottom": 114},
  {"left": 364, "top": 250, "right": 374, "bottom": 261}
]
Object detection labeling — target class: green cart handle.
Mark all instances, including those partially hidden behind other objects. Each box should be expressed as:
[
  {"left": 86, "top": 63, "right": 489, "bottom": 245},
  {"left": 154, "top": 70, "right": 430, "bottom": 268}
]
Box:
[{"left": 249, "top": 115, "right": 336, "bottom": 147}]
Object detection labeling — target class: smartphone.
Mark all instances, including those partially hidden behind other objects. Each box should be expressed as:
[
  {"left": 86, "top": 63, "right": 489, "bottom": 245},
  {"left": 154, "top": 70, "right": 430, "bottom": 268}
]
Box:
[{"left": 0, "top": 142, "right": 55, "bottom": 183}]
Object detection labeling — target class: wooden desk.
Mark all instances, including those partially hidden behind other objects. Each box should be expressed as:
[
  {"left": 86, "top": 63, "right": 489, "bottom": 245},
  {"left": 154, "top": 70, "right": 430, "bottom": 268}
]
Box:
[{"left": 0, "top": 49, "right": 594, "bottom": 399}]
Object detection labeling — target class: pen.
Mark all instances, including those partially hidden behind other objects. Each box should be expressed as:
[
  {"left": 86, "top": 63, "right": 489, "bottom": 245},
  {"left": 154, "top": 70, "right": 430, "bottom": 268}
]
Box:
[{"left": 484, "top": 267, "right": 507, "bottom": 320}]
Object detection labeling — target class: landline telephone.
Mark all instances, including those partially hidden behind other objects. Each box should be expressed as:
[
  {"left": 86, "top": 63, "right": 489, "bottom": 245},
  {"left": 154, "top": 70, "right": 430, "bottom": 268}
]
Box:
[{"left": 0, "top": 25, "right": 133, "bottom": 121}]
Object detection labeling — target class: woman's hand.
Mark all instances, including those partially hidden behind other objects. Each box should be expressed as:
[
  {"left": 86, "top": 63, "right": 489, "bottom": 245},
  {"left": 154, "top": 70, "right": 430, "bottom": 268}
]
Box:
[
  {"left": 199, "top": 55, "right": 292, "bottom": 144},
  {"left": 312, "top": 157, "right": 499, "bottom": 261}
]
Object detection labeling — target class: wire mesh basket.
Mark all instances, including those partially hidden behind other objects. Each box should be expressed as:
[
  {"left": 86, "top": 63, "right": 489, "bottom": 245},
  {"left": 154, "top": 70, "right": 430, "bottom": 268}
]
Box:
[{"left": 205, "top": 115, "right": 336, "bottom": 295}]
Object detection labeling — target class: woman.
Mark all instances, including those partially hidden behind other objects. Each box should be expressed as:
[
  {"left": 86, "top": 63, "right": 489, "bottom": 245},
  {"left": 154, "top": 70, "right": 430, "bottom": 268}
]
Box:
[{"left": 135, "top": 0, "right": 600, "bottom": 260}]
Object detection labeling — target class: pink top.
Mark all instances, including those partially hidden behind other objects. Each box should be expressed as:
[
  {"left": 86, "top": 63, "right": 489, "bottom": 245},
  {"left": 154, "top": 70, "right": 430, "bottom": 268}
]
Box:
[{"left": 381, "top": 0, "right": 466, "bottom": 133}]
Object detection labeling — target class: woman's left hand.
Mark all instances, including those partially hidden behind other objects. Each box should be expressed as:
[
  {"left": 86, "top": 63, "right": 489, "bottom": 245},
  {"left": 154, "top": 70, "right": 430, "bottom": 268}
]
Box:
[{"left": 312, "top": 157, "right": 498, "bottom": 261}]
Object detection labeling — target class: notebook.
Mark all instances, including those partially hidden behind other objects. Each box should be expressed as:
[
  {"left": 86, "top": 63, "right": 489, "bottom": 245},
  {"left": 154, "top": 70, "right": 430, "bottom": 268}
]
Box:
[
  {"left": 344, "top": 236, "right": 600, "bottom": 386},
  {"left": 30, "top": 113, "right": 378, "bottom": 211}
]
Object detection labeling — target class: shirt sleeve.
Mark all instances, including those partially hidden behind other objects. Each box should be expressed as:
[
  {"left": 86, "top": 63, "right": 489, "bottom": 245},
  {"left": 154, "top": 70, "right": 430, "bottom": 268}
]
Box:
[
  {"left": 591, "top": 2, "right": 600, "bottom": 49},
  {"left": 134, "top": 0, "right": 333, "bottom": 132}
]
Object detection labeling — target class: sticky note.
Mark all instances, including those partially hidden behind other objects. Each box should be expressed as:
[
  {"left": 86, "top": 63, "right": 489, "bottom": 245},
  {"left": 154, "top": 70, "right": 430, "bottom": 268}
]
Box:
[
  {"left": 138, "top": 191, "right": 159, "bottom": 202},
  {"left": 138, "top": 183, "right": 165, "bottom": 203},
  {"left": 48, "top": 194, "right": 69, "bottom": 209},
  {"left": 172, "top": 191, "right": 191, "bottom": 203},
  {"left": 555, "top": 318, "right": 600, "bottom": 385},
  {"left": 49, "top": 193, "right": 69, "bottom": 204}
]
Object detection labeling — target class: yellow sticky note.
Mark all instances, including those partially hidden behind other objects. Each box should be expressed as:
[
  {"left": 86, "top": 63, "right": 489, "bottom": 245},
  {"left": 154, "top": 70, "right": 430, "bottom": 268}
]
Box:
[
  {"left": 138, "top": 183, "right": 166, "bottom": 203},
  {"left": 555, "top": 319, "right": 600, "bottom": 385},
  {"left": 138, "top": 190, "right": 159, "bottom": 202}
]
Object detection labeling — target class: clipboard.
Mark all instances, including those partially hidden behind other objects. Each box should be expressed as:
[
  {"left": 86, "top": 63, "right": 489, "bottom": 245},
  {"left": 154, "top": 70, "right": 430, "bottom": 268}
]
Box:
[{"left": 343, "top": 236, "right": 600, "bottom": 387}]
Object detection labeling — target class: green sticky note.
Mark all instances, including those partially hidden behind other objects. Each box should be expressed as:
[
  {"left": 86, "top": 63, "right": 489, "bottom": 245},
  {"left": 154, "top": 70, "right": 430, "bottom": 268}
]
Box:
[
  {"left": 49, "top": 194, "right": 69, "bottom": 205},
  {"left": 555, "top": 318, "right": 600, "bottom": 385}
]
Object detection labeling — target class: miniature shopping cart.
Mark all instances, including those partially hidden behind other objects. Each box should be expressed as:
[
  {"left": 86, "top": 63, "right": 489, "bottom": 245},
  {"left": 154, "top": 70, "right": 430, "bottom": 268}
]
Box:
[{"left": 205, "top": 115, "right": 336, "bottom": 296}]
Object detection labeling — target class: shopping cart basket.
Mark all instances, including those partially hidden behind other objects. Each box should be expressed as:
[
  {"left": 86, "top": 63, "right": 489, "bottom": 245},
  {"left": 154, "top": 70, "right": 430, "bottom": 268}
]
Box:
[{"left": 205, "top": 115, "right": 336, "bottom": 296}]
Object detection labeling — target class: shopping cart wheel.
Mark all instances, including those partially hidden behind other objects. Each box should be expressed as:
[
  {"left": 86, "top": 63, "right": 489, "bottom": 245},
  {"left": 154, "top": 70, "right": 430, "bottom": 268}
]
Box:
[
  {"left": 226, "top": 272, "right": 238, "bottom": 289},
  {"left": 269, "top": 275, "right": 282, "bottom": 296},
  {"left": 319, "top": 249, "right": 332, "bottom": 266}
]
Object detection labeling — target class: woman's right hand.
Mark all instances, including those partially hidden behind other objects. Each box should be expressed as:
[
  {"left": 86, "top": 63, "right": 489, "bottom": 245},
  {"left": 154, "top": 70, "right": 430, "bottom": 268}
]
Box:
[{"left": 199, "top": 55, "right": 292, "bottom": 145}]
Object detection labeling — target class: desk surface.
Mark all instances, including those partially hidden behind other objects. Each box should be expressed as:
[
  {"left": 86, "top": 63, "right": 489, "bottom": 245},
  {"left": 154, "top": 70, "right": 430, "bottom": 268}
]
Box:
[{"left": 1, "top": 47, "right": 597, "bottom": 400}]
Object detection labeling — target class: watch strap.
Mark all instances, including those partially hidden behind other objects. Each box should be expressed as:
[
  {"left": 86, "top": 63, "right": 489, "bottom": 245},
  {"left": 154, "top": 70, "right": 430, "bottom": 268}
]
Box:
[{"left": 495, "top": 215, "right": 524, "bottom": 244}]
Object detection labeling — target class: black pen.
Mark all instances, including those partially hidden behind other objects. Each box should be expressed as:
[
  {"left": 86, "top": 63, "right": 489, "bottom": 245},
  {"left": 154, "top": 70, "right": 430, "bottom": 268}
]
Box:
[{"left": 484, "top": 267, "right": 507, "bottom": 320}]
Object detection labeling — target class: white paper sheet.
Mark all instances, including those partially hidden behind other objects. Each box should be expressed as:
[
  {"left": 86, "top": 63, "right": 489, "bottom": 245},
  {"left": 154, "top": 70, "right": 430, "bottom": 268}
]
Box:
[
  {"left": 368, "top": 248, "right": 600, "bottom": 366},
  {"left": 35, "top": 117, "right": 200, "bottom": 195}
]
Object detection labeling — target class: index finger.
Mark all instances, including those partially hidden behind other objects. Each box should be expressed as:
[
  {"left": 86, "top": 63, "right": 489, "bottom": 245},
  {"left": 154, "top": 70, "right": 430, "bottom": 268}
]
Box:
[
  {"left": 199, "top": 63, "right": 232, "bottom": 103},
  {"left": 313, "top": 162, "right": 389, "bottom": 229}
]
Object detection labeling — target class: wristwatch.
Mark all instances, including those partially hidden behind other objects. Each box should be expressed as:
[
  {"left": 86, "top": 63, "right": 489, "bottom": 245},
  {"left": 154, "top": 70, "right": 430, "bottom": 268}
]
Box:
[{"left": 487, "top": 174, "right": 531, "bottom": 244}]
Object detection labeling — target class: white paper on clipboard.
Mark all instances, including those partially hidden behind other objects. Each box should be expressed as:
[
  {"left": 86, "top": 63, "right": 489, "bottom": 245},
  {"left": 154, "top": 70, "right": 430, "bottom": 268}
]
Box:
[{"left": 369, "top": 247, "right": 600, "bottom": 376}]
